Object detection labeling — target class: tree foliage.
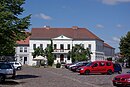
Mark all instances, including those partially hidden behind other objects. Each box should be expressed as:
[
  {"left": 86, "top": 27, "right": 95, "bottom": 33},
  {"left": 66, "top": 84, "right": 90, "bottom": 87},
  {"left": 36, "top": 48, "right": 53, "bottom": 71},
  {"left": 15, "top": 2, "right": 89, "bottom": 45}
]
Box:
[
  {"left": 119, "top": 31, "right": 130, "bottom": 64},
  {"left": 69, "top": 44, "right": 92, "bottom": 62},
  {"left": 44, "top": 40, "right": 54, "bottom": 66},
  {"left": 32, "top": 47, "right": 44, "bottom": 58},
  {"left": 0, "top": 0, "right": 31, "bottom": 56}
]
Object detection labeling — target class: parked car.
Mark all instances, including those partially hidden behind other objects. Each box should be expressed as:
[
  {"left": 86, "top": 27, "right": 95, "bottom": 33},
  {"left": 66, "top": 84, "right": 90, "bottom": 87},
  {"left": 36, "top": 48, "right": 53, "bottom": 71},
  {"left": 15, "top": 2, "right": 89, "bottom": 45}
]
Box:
[
  {"left": 114, "top": 63, "right": 122, "bottom": 74},
  {"left": 112, "top": 70, "right": 130, "bottom": 87},
  {"left": 71, "top": 62, "right": 88, "bottom": 72},
  {"left": 64, "top": 63, "right": 73, "bottom": 69},
  {"left": 68, "top": 61, "right": 87, "bottom": 69},
  {"left": 79, "top": 61, "right": 114, "bottom": 75},
  {"left": 0, "top": 62, "right": 16, "bottom": 83},
  {"left": 9, "top": 62, "right": 22, "bottom": 70}
]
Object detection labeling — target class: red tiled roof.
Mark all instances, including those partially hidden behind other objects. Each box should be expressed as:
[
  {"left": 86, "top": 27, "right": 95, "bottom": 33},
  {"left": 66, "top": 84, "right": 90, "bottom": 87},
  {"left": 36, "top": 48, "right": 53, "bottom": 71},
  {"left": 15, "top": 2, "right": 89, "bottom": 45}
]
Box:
[
  {"left": 17, "top": 36, "right": 30, "bottom": 45},
  {"left": 30, "top": 27, "right": 103, "bottom": 41},
  {"left": 104, "top": 43, "right": 115, "bottom": 49}
]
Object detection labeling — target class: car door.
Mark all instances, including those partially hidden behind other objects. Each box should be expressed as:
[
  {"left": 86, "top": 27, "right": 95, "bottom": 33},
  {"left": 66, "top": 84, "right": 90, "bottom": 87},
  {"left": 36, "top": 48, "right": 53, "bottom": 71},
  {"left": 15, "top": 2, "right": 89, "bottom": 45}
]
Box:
[
  {"left": 99, "top": 62, "right": 106, "bottom": 73},
  {"left": 91, "top": 62, "right": 100, "bottom": 73}
]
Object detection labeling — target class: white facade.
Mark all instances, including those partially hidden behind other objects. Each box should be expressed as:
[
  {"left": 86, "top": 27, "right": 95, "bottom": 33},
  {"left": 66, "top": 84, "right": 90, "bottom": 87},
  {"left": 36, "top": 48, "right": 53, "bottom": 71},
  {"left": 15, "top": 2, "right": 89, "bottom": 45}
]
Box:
[
  {"left": 27, "top": 35, "right": 108, "bottom": 66},
  {"left": 15, "top": 45, "right": 29, "bottom": 65}
]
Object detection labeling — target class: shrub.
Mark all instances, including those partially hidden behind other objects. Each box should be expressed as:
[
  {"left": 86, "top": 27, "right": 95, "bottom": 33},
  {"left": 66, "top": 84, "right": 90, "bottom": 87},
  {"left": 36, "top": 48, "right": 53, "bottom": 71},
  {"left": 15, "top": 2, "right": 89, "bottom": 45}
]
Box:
[{"left": 56, "top": 63, "right": 61, "bottom": 68}]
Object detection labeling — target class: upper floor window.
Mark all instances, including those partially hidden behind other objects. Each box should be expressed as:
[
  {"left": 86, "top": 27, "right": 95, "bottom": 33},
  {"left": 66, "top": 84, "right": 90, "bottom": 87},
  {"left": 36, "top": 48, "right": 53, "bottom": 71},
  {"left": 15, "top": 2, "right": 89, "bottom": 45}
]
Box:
[
  {"left": 60, "top": 44, "right": 64, "bottom": 49},
  {"left": 40, "top": 44, "right": 43, "bottom": 49},
  {"left": 47, "top": 44, "right": 50, "bottom": 47},
  {"left": 33, "top": 44, "right": 36, "bottom": 50},
  {"left": 88, "top": 44, "right": 91, "bottom": 50},
  {"left": 54, "top": 44, "right": 57, "bottom": 49},
  {"left": 20, "top": 47, "right": 23, "bottom": 52},
  {"left": 24, "top": 47, "right": 27, "bottom": 52},
  {"left": 81, "top": 44, "right": 84, "bottom": 48},
  {"left": 67, "top": 44, "right": 70, "bottom": 50}
]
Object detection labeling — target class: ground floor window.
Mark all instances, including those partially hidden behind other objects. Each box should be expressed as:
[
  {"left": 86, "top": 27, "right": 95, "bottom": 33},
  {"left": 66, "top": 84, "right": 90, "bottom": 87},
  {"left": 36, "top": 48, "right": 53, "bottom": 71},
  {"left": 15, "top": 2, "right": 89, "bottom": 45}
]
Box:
[{"left": 67, "top": 55, "right": 70, "bottom": 60}]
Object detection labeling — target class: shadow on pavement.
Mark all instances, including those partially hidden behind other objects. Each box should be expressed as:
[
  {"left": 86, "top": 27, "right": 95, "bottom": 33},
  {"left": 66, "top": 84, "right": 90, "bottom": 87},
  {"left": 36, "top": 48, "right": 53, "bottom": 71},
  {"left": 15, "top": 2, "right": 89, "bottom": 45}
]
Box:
[
  {"left": 16, "top": 74, "right": 39, "bottom": 79},
  {"left": 0, "top": 80, "right": 20, "bottom": 85}
]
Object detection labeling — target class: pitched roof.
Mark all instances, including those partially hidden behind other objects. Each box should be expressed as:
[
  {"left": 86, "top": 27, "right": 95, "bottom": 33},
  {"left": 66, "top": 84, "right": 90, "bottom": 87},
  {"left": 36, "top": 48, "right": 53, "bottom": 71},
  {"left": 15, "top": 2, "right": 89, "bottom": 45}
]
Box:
[
  {"left": 16, "top": 36, "right": 30, "bottom": 45},
  {"left": 30, "top": 27, "right": 103, "bottom": 41},
  {"left": 104, "top": 43, "right": 115, "bottom": 49}
]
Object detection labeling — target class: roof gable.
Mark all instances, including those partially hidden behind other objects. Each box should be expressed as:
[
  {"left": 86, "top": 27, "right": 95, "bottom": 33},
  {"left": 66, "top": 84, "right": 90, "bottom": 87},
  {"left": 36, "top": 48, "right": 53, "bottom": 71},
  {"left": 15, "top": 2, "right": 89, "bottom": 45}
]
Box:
[{"left": 52, "top": 35, "right": 72, "bottom": 40}]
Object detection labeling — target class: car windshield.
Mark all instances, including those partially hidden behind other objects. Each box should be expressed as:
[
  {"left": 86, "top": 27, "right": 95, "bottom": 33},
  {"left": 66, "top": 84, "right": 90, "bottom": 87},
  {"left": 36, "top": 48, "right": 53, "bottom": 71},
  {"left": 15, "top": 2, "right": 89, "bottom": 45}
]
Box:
[
  {"left": 86, "top": 62, "right": 93, "bottom": 66},
  {"left": 127, "top": 70, "right": 130, "bottom": 73}
]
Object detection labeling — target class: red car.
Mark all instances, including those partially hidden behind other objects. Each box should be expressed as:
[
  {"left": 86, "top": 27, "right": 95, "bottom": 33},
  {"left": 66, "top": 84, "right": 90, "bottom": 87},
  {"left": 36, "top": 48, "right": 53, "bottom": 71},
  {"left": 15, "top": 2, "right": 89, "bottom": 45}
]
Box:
[
  {"left": 112, "top": 71, "right": 130, "bottom": 87},
  {"left": 79, "top": 61, "right": 114, "bottom": 75}
]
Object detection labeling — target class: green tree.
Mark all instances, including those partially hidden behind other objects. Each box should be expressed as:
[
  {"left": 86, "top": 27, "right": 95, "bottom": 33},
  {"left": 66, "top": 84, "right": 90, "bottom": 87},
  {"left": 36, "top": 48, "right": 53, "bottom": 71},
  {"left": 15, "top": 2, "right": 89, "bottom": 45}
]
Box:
[
  {"left": 44, "top": 40, "right": 54, "bottom": 66},
  {"left": 32, "top": 47, "right": 44, "bottom": 58},
  {"left": 119, "top": 31, "right": 130, "bottom": 66},
  {"left": 0, "top": 0, "right": 31, "bottom": 56},
  {"left": 69, "top": 44, "right": 92, "bottom": 62}
]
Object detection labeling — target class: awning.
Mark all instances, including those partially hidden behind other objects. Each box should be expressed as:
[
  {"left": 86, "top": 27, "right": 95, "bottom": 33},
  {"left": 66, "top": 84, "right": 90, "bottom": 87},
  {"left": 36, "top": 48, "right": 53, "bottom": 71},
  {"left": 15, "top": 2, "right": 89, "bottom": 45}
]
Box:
[{"left": 33, "top": 56, "right": 47, "bottom": 61}]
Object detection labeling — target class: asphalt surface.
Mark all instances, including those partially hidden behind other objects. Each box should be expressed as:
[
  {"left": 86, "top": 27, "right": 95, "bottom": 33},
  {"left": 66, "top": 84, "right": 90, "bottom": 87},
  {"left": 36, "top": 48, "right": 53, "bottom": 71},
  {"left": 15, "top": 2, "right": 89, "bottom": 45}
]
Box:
[{"left": 0, "top": 66, "right": 129, "bottom": 87}]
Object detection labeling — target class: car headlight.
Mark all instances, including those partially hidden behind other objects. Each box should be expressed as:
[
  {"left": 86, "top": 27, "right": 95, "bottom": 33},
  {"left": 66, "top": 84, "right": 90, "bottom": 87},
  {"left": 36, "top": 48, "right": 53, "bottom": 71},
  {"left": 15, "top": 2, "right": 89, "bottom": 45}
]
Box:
[{"left": 81, "top": 68, "right": 84, "bottom": 70}]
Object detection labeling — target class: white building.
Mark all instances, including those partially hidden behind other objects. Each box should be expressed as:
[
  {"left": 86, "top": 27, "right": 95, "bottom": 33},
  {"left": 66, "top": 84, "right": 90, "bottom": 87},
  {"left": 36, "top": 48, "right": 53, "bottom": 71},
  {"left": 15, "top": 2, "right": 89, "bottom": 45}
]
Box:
[
  {"left": 15, "top": 36, "right": 30, "bottom": 65},
  {"left": 16, "top": 26, "right": 115, "bottom": 66}
]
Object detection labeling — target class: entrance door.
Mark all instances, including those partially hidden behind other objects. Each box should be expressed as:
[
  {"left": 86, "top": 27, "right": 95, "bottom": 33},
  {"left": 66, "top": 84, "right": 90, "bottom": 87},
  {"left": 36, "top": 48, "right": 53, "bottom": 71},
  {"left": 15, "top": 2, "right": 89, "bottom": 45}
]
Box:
[
  {"left": 60, "top": 54, "right": 64, "bottom": 62},
  {"left": 24, "top": 57, "right": 27, "bottom": 64}
]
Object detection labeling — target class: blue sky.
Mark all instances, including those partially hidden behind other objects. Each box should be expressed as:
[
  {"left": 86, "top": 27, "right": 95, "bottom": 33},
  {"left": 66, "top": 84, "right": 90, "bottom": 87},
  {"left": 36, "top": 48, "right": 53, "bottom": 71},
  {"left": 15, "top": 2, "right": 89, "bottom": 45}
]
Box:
[{"left": 22, "top": 0, "right": 130, "bottom": 53}]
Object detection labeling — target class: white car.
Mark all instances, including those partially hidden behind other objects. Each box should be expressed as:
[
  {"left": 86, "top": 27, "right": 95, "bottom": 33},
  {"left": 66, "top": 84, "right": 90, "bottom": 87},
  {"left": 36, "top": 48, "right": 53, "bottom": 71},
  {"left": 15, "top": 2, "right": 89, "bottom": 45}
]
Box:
[{"left": 9, "top": 62, "right": 22, "bottom": 70}]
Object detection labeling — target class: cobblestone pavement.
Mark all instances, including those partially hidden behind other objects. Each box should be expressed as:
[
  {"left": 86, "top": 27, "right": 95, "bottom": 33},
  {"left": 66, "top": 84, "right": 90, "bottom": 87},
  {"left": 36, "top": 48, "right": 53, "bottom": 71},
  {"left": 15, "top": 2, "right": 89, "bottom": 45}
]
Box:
[{"left": 0, "top": 66, "right": 129, "bottom": 87}]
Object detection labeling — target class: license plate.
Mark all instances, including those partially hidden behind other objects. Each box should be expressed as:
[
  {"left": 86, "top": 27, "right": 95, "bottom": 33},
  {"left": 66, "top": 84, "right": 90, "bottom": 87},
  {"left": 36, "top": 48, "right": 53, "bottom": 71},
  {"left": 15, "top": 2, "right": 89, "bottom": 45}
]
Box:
[{"left": 116, "top": 82, "right": 122, "bottom": 84}]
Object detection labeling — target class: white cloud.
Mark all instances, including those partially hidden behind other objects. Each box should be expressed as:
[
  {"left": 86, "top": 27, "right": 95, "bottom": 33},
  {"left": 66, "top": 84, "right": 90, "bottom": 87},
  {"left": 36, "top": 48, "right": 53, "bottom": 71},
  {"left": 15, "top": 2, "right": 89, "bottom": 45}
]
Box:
[
  {"left": 116, "top": 24, "right": 122, "bottom": 28},
  {"left": 95, "top": 24, "right": 104, "bottom": 29},
  {"left": 112, "top": 37, "right": 120, "bottom": 42},
  {"left": 100, "top": 0, "right": 130, "bottom": 5},
  {"left": 34, "top": 13, "right": 52, "bottom": 20}
]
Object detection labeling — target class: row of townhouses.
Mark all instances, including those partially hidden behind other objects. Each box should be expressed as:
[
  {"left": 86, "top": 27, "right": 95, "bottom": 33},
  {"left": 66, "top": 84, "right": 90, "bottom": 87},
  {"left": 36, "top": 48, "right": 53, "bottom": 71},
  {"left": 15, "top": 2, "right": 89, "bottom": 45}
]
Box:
[{"left": 15, "top": 26, "right": 115, "bottom": 66}]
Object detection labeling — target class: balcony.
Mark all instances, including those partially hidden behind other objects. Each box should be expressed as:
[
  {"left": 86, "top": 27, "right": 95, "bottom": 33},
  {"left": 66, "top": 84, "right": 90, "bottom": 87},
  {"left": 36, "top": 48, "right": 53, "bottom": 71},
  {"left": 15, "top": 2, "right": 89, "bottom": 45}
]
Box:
[{"left": 52, "top": 49, "right": 70, "bottom": 53}]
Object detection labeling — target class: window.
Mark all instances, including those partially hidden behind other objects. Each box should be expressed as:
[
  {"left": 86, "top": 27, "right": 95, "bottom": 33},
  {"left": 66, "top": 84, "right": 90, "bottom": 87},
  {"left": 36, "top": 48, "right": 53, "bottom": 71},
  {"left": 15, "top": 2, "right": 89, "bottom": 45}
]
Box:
[
  {"left": 0, "top": 64, "right": 12, "bottom": 69},
  {"left": 67, "top": 44, "right": 70, "bottom": 50},
  {"left": 93, "top": 63, "right": 98, "bottom": 67},
  {"left": 67, "top": 55, "right": 70, "bottom": 60},
  {"left": 20, "top": 56, "right": 22, "bottom": 62},
  {"left": 60, "top": 44, "right": 64, "bottom": 49},
  {"left": 40, "top": 44, "right": 43, "bottom": 49},
  {"left": 88, "top": 44, "right": 91, "bottom": 50},
  {"left": 47, "top": 44, "right": 50, "bottom": 47},
  {"left": 82, "top": 44, "right": 84, "bottom": 48},
  {"left": 100, "top": 62, "right": 105, "bottom": 66},
  {"left": 33, "top": 44, "right": 36, "bottom": 50},
  {"left": 106, "top": 62, "right": 111, "bottom": 66},
  {"left": 20, "top": 47, "right": 23, "bottom": 52},
  {"left": 24, "top": 47, "right": 27, "bottom": 52},
  {"left": 54, "top": 44, "right": 57, "bottom": 49},
  {"left": 54, "top": 55, "right": 56, "bottom": 60}
]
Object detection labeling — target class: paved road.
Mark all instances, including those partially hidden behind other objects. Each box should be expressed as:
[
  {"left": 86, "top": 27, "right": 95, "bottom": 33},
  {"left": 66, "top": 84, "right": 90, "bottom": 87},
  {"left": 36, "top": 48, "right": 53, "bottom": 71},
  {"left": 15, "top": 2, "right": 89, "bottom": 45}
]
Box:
[{"left": 0, "top": 66, "right": 129, "bottom": 87}]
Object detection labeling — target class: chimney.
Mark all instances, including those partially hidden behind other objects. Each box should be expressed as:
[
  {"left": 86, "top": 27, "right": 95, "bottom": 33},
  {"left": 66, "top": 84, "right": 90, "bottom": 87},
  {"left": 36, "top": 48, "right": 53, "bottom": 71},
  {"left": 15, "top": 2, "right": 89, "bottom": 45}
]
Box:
[
  {"left": 44, "top": 26, "right": 50, "bottom": 29},
  {"left": 72, "top": 26, "right": 78, "bottom": 29}
]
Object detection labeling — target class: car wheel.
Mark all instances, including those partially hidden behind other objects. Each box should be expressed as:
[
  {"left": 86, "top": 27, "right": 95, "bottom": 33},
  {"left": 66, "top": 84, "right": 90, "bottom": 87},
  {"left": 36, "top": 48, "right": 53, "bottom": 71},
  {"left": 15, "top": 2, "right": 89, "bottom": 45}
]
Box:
[
  {"left": 85, "top": 70, "right": 90, "bottom": 75},
  {"left": 118, "top": 71, "right": 122, "bottom": 74},
  {"left": 107, "top": 70, "right": 112, "bottom": 75},
  {"left": 0, "top": 75, "right": 5, "bottom": 83}
]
